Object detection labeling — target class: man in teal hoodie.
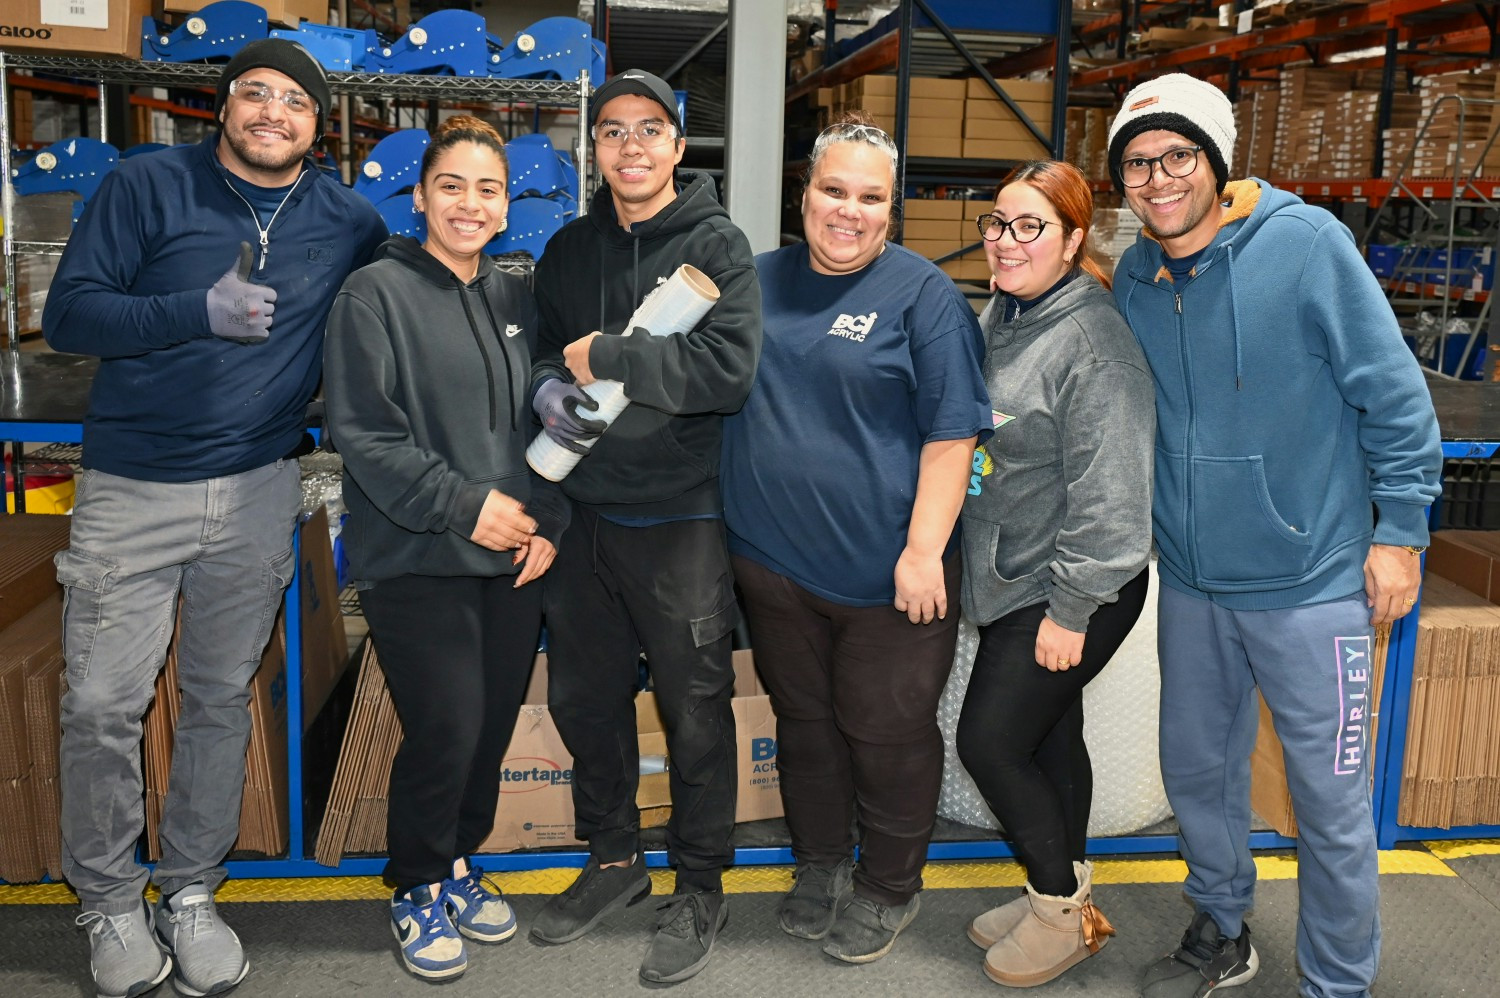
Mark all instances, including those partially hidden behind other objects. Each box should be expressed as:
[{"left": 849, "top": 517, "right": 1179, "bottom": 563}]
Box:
[{"left": 1108, "top": 74, "right": 1441, "bottom": 998}]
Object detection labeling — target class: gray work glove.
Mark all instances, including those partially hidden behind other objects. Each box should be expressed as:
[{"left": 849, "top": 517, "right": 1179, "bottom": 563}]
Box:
[
  {"left": 533, "top": 378, "right": 606, "bottom": 455},
  {"left": 206, "top": 242, "right": 276, "bottom": 343}
]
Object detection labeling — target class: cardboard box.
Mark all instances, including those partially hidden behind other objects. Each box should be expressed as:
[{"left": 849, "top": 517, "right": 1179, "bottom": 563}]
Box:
[
  {"left": 964, "top": 115, "right": 1053, "bottom": 142},
  {"left": 1429, "top": 531, "right": 1500, "bottom": 604},
  {"left": 2, "top": 0, "right": 154, "bottom": 57},
  {"left": 482, "top": 650, "right": 781, "bottom": 851},
  {"left": 907, "top": 135, "right": 963, "bottom": 159},
  {"left": 161, "top": 0, "right": 327, "bottom": 29},
  {"left": 903, "top": 198, "right": 965, "bottom": 221},
  {"left": 902, "top": 218, "right": 967, "bottom": 242},
  {"left": 962, "top": 137, "right": 1054, "bottom": 162},
  {"left": 967, "top": 78, "right": 1055, "bottom": 103},
  {"left": 856, "top": 75, "right": 967, "bottom": 101}
]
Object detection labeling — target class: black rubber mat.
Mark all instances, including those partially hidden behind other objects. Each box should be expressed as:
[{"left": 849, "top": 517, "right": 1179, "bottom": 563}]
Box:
[{"left": 6, "top": 857, "right": 1500, "bottom": 997}]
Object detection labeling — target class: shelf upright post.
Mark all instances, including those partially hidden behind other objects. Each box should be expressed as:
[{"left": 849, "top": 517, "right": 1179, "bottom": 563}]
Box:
[
  {"left": 1, "top": 48, "right": 19, "bottom": 358},
  {"left": 1052, "top": 0, "right": 1069, "bottom": 159},
  {"left": 894, "top": 0, "right": 914, "bottom": 242},
  {"left": 579, "top": 70, "right": 591, "bottom": 216},
  {"left": 1375, "top": 25, "right": 1399, "bottom": 190},
  {"left": 1117, "top": 0, "right": 1132, "bottom": 59}
]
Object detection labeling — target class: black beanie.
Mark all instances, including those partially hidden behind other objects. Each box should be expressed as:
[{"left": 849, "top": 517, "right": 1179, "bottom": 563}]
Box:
[{"left": 215, "top": 39, "right": 331, "bottom": 138}]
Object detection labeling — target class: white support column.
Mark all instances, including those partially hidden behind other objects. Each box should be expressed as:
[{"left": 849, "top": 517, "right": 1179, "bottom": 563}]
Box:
[{"left": 725, "top": 0, "right": 786, "bottom": 255}]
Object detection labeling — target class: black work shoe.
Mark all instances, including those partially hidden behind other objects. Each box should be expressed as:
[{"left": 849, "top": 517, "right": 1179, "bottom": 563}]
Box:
[
  {"left": 820, "top": 891, "right": 920, "bottom": 964},
  {"left": 639, "top": 891, "right": 728, "bottom": 985},
  {"left": 529, "top": 854, "right": 651, "bottom": 945},
  {"left": 779, "top": 858, "right": 854, "bottom": 940},
  {"left": 1141, "top": 911, "right": 1259, "bottom": 997}
]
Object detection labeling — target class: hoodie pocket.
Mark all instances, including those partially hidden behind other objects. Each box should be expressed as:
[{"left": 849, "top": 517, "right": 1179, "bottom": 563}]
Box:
[
  {"left": 959, "top": 516, "right": 1045, "bottom": 621},
  {"left": 1191, "top": 455, "right": 1313, "bottom": 586}
]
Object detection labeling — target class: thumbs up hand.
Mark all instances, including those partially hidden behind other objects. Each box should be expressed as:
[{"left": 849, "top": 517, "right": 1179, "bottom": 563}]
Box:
[{"left": 207, "top": 241, "right": 278, "bottom": 343}]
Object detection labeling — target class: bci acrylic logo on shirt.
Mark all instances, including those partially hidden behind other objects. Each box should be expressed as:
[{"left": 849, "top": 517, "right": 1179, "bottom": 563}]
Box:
[{"left": 827, "top": 311, "right": 878, "bottom": 342}]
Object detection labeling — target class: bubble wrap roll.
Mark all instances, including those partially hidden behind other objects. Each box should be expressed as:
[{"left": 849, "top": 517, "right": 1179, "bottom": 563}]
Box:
[{"left": 937, "top": 564, "right": 1172, "bottom": 837}]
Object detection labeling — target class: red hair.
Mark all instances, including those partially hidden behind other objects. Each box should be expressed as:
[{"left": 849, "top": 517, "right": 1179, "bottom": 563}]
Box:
[{"left": 995, "top": 160, "right": 1110, "bottom": 291}]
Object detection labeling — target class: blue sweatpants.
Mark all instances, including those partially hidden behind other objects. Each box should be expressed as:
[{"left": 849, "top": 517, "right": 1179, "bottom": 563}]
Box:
[{"left": 1158, "top": 585, "right": 1379, "bottom": 998}]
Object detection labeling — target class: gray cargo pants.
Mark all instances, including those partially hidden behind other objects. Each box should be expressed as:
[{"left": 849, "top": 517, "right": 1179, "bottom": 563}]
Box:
[{"left": 56, "top": 461, "right": 300, "bottom": 912}]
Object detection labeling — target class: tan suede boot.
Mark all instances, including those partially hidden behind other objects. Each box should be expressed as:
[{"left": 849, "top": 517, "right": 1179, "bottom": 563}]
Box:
[
  {"left": 967, "top": 890, "right": 1030, "bottom": 949},
  {"left": 982, "top": 862, "right": 1114, "bottom": 988}
]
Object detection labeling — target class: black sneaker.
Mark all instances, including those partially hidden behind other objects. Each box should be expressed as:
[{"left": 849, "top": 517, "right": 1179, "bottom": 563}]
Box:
[
  {"left": 779, "top": 858, "right": 853, "bottom": 940},
  {"left": 529, "top": 854, "right": 652, "bottom": 944},
  {"left": 1141, "top": 911, "right": 1259, "bottom": 997},
  {"left": 820, "top": 892, "right": 920, "bottom": 964},
  {"left": 639, "top": 890, "right": 728, "bottom": 985}
]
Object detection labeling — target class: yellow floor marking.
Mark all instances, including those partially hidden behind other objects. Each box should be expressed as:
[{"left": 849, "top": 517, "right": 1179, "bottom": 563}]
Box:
[
  {"left": 1426, "top": 840, "right": 1500, "bottom": 861},
  {"left": 1, "top": 848, "right": 1459, "bottom": 905}
]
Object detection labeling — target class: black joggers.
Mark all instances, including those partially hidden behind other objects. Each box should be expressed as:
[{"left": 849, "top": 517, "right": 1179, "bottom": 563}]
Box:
[
  {"left": 543, "top": 509, "right": 739, "bottom": 893},
  {"left": 360, "top": 572, "right": 543, "bottom": 892},
  {"left": 956, "top": 570, "right": 1149, "bottom": 896}
]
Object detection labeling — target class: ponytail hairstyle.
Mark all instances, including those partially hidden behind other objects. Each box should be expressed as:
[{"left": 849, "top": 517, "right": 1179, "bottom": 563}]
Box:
[
  {"left": 995, "top": 159, "right": 1110, "bottom": 290},
  {"left": 421, "top": 114, "right": 509, "bottom": 186},
  {"left": 804, "top": 109, "right": 901, "bottom": 237}
]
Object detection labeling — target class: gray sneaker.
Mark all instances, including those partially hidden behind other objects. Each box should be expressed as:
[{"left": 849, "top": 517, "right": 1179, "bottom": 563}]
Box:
[
  {"left": 779, "top": 858, "right": 854, "bottom": 940},
  {"left": 1141, "top": 911, "right": 1259, "bottom": 997},
  {"left": 639, "top": 890, "right": 728, "bottom": 985},
  {"left": 75, "top": 901, "right": 172, "bottom": 998},
  {"left": 821, "top": 892, "right": 920, "bottom": 964},
  {"left": 154, "top": 885, "right": 249, "bottom": 997}
]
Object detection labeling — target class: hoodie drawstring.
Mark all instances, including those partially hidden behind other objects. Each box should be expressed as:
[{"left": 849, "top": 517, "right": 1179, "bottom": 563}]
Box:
[
  {"left": 455, "top": 282, "right": 499, "bottom": 433},
  {"left": 1225, "top": 243, "right": 1243, "bottom": 391},
  {"left": 477, "top": 292, "right": 519, "bottom": 432}
]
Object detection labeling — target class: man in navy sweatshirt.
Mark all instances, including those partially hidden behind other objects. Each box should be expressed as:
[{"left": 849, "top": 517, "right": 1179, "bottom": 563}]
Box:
[
  {"left": 1108, "top": 75, "right": 1441, "bottom": 998},
  {"left": 42, "top": 40, "right": 384, "bottom": 998}
]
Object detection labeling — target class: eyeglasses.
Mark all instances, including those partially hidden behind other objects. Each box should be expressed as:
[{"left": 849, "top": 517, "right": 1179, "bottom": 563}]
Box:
[
  {"left": 1120, "top": 145, "right": 1203, "bottom": 188},
  {"left": 228, "top": 79, "right": 319, "bottom": 117},
  {"left": 976, "top": 213, "right": 1055, "bottom": 244},
  {"left": 591, "top": 120, "right": 679, "bottom": 149}
]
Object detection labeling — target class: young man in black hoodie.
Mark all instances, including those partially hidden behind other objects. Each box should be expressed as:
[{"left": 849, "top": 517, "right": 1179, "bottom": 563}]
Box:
[{"left": 527, "top": 69, "right": 762, "bottom": 985}]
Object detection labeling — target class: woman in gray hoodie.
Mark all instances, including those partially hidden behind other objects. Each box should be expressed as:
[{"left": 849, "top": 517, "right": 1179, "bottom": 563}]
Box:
[
  {"left": 953, "top": 160, "right": 1155, "bottom": 988},
  {"left": 324, "top": 116, "right": 567, "bottom": 983}
]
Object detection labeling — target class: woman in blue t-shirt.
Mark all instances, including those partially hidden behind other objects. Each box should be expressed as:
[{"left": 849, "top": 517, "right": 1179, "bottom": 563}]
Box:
[{"left": 721, "top": 112, "right": 991, "bottom": 965}]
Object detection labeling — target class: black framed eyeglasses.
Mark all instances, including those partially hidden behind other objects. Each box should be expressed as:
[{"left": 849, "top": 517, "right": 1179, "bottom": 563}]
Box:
[
  {"left": 1120, "top": 145, "right": 1203, "bottom": 188},
  {"left": 977, "top": 213, "right": 1053, "bottom": 244}
]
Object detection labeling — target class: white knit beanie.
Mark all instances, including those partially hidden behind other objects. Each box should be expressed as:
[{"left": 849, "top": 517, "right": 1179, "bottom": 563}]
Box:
[{"left": 1107, "top": 73, "right": 1235, "bottom": 193}]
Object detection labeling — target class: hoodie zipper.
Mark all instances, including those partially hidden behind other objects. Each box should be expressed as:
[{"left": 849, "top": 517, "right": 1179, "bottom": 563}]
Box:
[{"left": 1172, "top": 285, "right": 1201, "bottom": 585}]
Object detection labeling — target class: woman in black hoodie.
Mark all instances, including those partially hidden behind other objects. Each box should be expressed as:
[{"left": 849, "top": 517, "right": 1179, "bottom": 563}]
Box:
[{"left": 323, "top": 116, "right": 568, "bottom": 983}]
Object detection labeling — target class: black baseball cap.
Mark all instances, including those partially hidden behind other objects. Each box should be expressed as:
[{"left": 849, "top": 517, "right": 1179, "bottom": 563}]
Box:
[{"left": 590, "top": 69, "right": 681, "bottom": 132}]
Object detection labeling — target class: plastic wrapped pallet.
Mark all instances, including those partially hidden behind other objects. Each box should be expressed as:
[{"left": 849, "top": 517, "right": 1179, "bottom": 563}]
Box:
[{"left": 937, "top": 565, "right": 1172, "bottom": 837}]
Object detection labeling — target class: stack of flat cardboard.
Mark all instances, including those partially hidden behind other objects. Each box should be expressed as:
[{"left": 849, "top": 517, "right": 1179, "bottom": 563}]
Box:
[
  {"left": 315, "top": 647, "right": 782, "bottom": 864},
  {"left": 142, "top": 508, "right": 349, "bottom": 860},
  {"left": 832, "top": 75, "right": 966, "bottom": 160},
  {"left": 1232, "top": 90, "right": 1280, "bottom": 180},
  {"left": 1397, "top": 574, "right": 1500, "bottom": 828},
  {"left": 1090, "top": 208, "right": 1143, "bottom": 280},
  {"left": 0, "top": 515, "right": 71, "bottom": 882},
  {"left": 1065, "top": 107, "right": 1113, "bottom": 183},
  {"left": 1271, "top": 68, "right": 1381, "bottom": 179},
  {"left": 1323, "top": 92, "right": 1421, "bottom": 179},
  {"left": 143, "top": 606, "right": 290, "bottom": 859},
  {"left": 1412, "top": 71, "right": 1500, "bottom": 178}
]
